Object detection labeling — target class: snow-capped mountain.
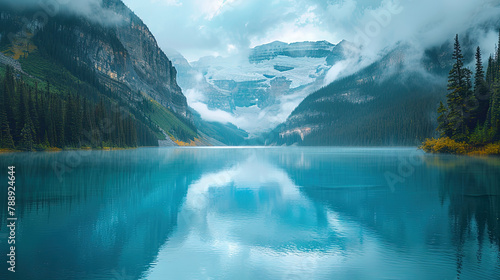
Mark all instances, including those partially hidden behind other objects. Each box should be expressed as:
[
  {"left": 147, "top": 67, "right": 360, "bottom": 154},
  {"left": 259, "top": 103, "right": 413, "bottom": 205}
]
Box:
[
  {"left": 249, "top": 40, "right": 336, "bottom": 63},
  {"left": 172, "top": 40, "right": 346, "bottom": 135}
]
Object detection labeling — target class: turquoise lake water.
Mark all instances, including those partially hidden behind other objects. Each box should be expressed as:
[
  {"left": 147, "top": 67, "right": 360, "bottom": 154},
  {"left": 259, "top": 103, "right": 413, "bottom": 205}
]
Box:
[{"left": 0, "top": 147, "right": 499, "bottom": 280}]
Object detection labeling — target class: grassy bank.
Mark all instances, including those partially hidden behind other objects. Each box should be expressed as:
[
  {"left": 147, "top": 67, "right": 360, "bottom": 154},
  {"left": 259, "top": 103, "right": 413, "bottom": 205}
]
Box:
[{"left": 420, "top": 137, "right": 500, "bottom": 156}]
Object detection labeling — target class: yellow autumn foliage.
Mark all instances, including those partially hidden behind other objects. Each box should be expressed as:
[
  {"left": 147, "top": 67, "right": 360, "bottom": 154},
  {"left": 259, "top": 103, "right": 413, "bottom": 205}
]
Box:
[{"left": 421, "top": 137, "right": 500, "bottom": 156}]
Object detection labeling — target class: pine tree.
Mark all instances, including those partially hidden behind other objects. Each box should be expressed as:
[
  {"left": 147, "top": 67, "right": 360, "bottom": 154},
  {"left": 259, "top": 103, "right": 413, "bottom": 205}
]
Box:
[
  {"left": 473, "top": 46, "right": 490, "bottom": 125},
  {"left": 496, "top": 30, "right": 500, "bottom": 77},
  {"left": 42, "top": 131, "right": 50, "bottom": 148},
  {"left": 0, "top": 102, "right": 14, "bottom": 149},
  {"left": 446, "top": 34, "right": 473, "bottom": 140},
  {"left": 55, "top": 98, "right": 65, "bottom": 147},
  {"left": 0, "top": 77, "right": 14, "bottom": 149},
  {"left": 3, "top": 67, "right": 16, "bottom": 141},
  {"left": 486, "top": 55, "right": 495, "bottom": 87},
  {"left": 0, "top": 54, "right": 159, "bottom": 150},
  {"left": 19, "top": 109, "right": 35, "bottom": 151},
  {"left": 490, "top": 85, "right": 500, "bottom": 135},
  {"left": 437, "top": 101, "right": 450, "bottom": 137},
  {"left": 446, "top": 35, "right": 464, "bottom": 115}
]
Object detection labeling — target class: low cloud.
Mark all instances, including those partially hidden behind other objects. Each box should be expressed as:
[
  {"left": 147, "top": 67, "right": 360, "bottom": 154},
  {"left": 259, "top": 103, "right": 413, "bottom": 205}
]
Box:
[
  {"left": 185, "top": 88, "right": 238, "bottom": 124},
  {"left": 323, "top": 59, "right": 357, "bottom": 86},
  {"left": 2, "top": 0, "right": 124, "bottom": 26},
  {"left": 185, "top": 84, "right": 321, "bottom": 135},
  {"left": 320, "top": 0, "right": 500, "bottom": 85}
]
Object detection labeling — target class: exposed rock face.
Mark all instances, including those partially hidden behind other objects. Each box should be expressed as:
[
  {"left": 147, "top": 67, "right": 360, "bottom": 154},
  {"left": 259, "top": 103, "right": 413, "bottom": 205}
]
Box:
[
  {"left": 103, "top": 0, "right": 188, "bottom": 117},
  {"left": 164, "top": 48, "right": 233, "bottom": 111},
  {"left": 249, "top": 41, "right": 336, "bottom": 63},
  {"left": 0, "top": 0, "right": 189, "bottom": 120},
  {"left": 0, "top": 52, "right": 22, "bottom": 73},
  {"left": 191, "top": 41, "right": 339, "bottom": 108}
]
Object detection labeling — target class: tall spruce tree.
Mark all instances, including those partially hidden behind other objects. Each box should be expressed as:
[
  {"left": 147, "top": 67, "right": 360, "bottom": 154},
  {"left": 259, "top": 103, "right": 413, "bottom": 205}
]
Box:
[
  {"left": 437, "top": 101, "right": 450, "bottom": 137},
  {"left": 486, "top": 55, "right": 495, "bottom": 87},
  {"left": 473, "top": 46, "right": 490, "bottom": 125},
  {"left": 3, "top": 67, "right": 16, "bottom": 140},
  {"left": 19, "top": 109, "right": 35, "bottom": 151},
  {"left": 490, "top": 85, "right": 500, "bottom": 135},
  {"left": 0, "top": 86, "right": 14, "bottom": 149},
  {"left": 445, "top": 35, "right": 474, "bottom": 140}
]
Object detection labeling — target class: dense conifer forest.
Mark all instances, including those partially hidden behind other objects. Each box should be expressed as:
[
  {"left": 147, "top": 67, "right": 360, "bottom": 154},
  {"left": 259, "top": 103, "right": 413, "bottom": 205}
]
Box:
[{"left": 0, "top": 66, "right": 158, "bottom": 151}]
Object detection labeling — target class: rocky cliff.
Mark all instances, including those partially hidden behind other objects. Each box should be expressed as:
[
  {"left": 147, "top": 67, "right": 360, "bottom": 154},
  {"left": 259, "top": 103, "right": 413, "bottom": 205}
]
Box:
[
  {"left": 0, "top": 0, "right": 189, "bottom": 120},
  {"left": 0, "top": 0, "right": 198, "bottom": 145},
  {"left": 190, "top": 40, "right": 340, "bottom": 112},
  {"left": 103, "top": 0, "right": 188, "bottom": 117},
  {"left": 249, "top": 41, "right": 336, "bottom": 63}
]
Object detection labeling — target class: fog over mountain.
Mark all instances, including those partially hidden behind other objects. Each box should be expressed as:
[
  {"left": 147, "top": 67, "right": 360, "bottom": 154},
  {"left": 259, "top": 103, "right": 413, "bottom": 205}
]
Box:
[
  {"left": 167, "top": 40, "right": 349, "bottom": 134},
  {"left": 1, "top": 0, "right": 125, "bottom": 26},
  {"left": 119, "top": 0, "right": 500, "bottom": 62},
  {"left": 10, "top": 0, "right": 500, "bottom": 71},
  {"left": 120, "top": 0, "right": 500, "bottom": 138},
  {"left": 320, "top": 0, "right": 500, "bottom": 84}
]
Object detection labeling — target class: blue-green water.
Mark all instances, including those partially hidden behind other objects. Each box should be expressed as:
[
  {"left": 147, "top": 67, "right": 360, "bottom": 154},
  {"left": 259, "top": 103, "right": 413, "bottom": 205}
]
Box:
[{"left": 0, "top": 147, "right": 499, "bottom": 280}]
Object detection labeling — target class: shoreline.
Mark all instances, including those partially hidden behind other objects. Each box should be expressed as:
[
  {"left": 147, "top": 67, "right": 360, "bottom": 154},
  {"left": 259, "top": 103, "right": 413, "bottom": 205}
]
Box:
[
  {"left": 0, "top": 146, "right": 143, "bottom": 154},
  {"left": 420, "top": 138, "right": 500, "bottom": 156},
  {"left": 1, "top": 144, "right": 499, "bottom": 155}
]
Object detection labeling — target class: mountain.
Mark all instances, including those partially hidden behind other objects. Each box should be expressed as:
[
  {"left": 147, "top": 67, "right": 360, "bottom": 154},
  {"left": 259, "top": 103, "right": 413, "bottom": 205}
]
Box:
[
  {"left": 175, "top": 40, "right": 345, "bottom": 134},
  {"left": 0, "top": 0, "right": 202, "bottom": 148},
  {"left": 163, "top": 48, "right": 248, "bottom": 145},
  {"left": 266, "top": 24, "right": 500, "bottom": 147},
  {"left": 267, "top": 44, "right": 452, "bottom": 146},
  {"left": 248, "top": 40, "right": 336, "bottom": 63}
]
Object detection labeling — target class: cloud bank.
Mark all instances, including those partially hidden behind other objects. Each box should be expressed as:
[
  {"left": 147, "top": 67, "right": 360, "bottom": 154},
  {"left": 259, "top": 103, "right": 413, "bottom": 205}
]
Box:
[
  {"left": 120, "top": 0, "right": 500, "bottom": 62},
  {"left": 318, "top": 0, "right": 500, "bottom": 84},
  {"left": 2, "top": 0, "right": 124, "bottom": 26}
]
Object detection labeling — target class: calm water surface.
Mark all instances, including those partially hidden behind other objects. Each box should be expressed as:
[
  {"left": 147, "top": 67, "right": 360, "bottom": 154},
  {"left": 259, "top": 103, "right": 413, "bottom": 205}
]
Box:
[{"left": 0, "top": 147, "right": 499, "bottom": 280}]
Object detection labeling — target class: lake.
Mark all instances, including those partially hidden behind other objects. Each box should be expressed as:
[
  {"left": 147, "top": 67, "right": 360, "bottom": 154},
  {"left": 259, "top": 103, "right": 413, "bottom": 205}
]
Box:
[{"left": 0, "top": 147, "right": 499, "bottom": 280}]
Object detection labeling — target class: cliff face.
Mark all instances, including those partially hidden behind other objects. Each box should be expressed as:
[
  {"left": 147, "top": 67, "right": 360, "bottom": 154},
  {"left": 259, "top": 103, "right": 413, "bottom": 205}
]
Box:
[
  {"left": 103, "top": 0, "right": 188, "bottom": 117},
  {"left": 249, "top": 41, "right": 336, "bottom": 63},
  {"left": 190, "top": 40, "right": 339, "bottom": 111},
  {"left": 0, "top": 0, "right": 189, "bottom": 120}
]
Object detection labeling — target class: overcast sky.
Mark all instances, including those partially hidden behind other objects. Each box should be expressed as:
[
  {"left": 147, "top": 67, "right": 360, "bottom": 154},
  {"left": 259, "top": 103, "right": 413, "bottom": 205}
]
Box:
[
  {"left": 7, "top": 0, "right": 500, "bottom": 62},
  {"left": 119, "top": 0, "right": 500, "bottom": 62},
  {"left": 120, "top": 0, "right": 356, "bottom": 61}
]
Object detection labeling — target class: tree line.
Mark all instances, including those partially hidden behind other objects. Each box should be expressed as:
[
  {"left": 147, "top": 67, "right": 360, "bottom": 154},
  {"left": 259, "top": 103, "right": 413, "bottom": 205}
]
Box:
[
  {"left": 437, "top": 33, "right": 500, "bottom": 144},
  {"left": 0, "top": 66, "right": 158, "bottom": 151}
]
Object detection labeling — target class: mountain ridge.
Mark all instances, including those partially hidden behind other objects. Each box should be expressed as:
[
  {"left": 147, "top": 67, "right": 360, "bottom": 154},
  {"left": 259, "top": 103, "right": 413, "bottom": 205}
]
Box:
[
  {"left": 0, "top": 0, "right": 201, "bottom": 148},
  {"left": 266, "top": 43, "right": 456, "bottom": 146}
]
